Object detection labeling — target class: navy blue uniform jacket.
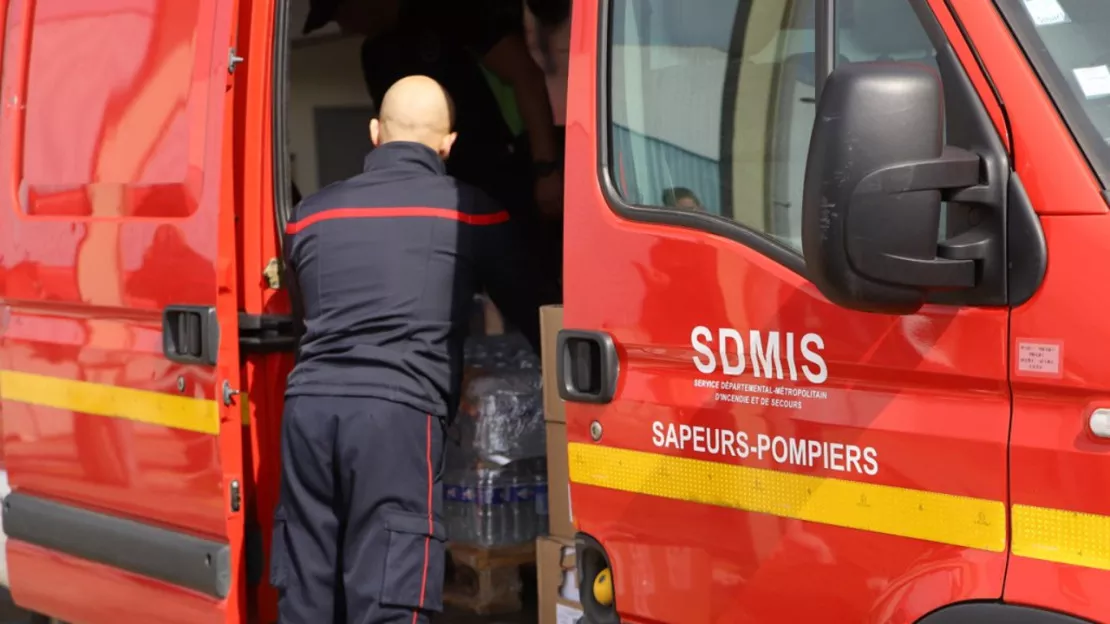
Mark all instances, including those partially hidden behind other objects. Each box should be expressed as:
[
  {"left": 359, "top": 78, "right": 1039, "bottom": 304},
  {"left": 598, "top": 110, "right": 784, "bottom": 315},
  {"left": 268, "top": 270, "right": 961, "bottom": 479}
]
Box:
[{"left": 283, "top": 141, "right": 559, "bottom": 419}]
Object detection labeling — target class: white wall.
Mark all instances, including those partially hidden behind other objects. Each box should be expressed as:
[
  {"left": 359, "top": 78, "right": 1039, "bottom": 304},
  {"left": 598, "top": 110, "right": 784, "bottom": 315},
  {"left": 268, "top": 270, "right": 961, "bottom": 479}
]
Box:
[{"left": 287, "top": 37, "right": 370, "bottom": 194}]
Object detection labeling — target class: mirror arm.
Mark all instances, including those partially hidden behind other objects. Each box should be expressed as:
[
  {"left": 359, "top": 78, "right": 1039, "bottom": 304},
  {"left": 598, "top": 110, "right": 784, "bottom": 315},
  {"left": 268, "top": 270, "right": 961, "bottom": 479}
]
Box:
[
  {"left": 847, "top": 147, "right": 984, "bottom": 289},
  {"left": 850, "top": 147, "right": 981, "bottom": 197},
  {"left": 853, "top": 248, "right": 976, "bottom": 288},
  {"left": 938, "top": 229, "right": 993, "bottom": 261}
]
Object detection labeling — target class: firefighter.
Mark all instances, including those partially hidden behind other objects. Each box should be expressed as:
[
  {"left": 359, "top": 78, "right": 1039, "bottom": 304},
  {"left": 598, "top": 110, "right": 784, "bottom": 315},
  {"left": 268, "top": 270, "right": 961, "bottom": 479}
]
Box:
[{"left": 270, "top": 75, "right": 558, "bottom": 623}]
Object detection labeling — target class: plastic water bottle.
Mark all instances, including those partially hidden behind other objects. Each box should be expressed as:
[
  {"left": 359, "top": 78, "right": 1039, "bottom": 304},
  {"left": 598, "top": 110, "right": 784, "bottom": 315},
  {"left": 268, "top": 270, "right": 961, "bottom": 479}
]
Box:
[
  {"left": 509, "top": 471, "right": 536, "bottom": 544},
  {"left": 474, "top": 469, "right": 507, "bottom": 546},
  {"left": 444, "top": 481, "right": 463, "bottom": 542},
  {"left": 533, "top": 471, "right": 549, "bottom": 536},
  {"left": 454, "top": 473, "right": 480, "bottom": 544}
]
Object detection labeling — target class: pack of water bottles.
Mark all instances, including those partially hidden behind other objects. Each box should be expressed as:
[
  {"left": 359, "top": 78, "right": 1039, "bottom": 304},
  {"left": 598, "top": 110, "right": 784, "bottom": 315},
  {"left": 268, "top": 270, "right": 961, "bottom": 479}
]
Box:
[
  {"left": 444, "top": 458, "right": 550, "bottom": 547},
  {"left": 451, "top": 333, "right": 546, "bottom": 467},
  {"left": 443, "top": 333, "right": 550, "bottom": 547}
]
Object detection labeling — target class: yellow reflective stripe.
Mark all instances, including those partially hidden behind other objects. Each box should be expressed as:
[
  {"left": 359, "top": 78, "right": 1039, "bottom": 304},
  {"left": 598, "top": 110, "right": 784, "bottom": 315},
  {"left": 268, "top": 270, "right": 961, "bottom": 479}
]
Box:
[
  {"left": 0, "top": 370, "right": 220, "bottom": 435},
  {"left": 568, "top": 442, "right": 1007, "bottom": 552},
  {"left": 1012, "top": 504, "right": 1110, "bottom": 571}
]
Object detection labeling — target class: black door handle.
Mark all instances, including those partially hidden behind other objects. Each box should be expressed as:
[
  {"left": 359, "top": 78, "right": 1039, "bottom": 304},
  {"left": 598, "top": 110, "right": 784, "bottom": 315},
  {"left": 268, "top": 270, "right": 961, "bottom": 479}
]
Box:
[
  {"left": 163, "top": 305, "right": 219, "bottom": 366},
  {"left": 556, "top": 329, "right": 619, "bottom": 404}
]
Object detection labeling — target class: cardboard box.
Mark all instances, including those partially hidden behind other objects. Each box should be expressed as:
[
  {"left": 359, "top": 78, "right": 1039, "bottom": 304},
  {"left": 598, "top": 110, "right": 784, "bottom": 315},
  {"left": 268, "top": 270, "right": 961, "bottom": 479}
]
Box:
[
  {"left": 537, "top": 535, "right": 584, "bottom": 624},
  {"left": 540, "top": 305, "right": 565, "bottom": 424},
  {"left": 545, "top": 421, "right": 574, "bottom": 539},
  {"left": 540, "top": 305, "right": 574, "bottom": 538}
]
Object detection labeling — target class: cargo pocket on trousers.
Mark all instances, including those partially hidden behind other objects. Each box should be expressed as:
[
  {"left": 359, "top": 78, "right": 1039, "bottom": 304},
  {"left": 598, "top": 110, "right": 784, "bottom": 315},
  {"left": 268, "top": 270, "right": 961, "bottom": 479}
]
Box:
[
  {"left": 269, "top": 507, "right": 289, "bottom": 590},
  {"left": 380, "top": 509, "right": 447, "bottom": 612}
]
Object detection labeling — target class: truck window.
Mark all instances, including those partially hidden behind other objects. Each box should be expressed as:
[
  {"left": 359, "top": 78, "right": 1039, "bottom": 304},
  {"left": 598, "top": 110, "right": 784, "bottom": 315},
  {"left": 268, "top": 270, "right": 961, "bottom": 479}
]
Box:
[
  {"left": 996, "top": 0, "right": 1110, "bottom": 188},
  {"left": 607, "top": 0, "right": 936, "bottom": 254}
]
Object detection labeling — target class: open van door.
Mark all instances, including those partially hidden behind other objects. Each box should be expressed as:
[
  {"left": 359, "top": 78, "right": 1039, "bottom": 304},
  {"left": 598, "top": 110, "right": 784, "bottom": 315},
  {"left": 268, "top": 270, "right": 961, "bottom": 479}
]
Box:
[
  {"left": 562, "top": 0, "right": 1017, "bottom": 622},
  {"left": 0, "top": 1, "right": 246, "bottom": 622}
]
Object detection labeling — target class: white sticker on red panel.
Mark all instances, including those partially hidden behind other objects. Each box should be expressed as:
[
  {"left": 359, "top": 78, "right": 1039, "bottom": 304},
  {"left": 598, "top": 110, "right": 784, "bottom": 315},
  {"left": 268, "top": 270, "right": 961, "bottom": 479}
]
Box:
[{"left": 1016, "top": 340, "right": 1063, "bottom": 377}]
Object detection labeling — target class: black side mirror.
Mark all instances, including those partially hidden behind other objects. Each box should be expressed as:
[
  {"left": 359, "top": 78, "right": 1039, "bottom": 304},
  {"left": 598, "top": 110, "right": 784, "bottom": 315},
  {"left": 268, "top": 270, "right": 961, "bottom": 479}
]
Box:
[{"left": 801, "top": 62, "right": 986, "bottom": 314}]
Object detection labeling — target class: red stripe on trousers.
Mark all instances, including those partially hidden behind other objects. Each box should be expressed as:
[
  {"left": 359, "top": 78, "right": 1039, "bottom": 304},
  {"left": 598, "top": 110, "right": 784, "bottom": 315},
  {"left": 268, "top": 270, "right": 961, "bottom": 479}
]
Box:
[{"left": 413, "top": 414, "right": 434, "bottom": 624}]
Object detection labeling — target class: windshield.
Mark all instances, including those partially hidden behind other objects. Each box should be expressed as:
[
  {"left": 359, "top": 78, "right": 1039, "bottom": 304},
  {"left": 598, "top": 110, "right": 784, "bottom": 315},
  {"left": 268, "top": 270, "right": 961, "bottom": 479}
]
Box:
[{"left": 997, "top": 0, "right": 1110, "bottom": 187}]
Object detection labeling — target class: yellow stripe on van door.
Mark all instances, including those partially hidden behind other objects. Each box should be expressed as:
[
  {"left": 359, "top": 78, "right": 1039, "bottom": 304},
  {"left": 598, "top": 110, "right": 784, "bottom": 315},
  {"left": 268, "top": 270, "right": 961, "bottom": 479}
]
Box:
[
  {"left": 567, "top": 442, "right": 1007, "bottom": 552},
  {"left": 0, "top": 370, "right": 221, "bottom": 435},
  {"left": 1012, "top": 504, "right": 1110, "bottom": 571}
]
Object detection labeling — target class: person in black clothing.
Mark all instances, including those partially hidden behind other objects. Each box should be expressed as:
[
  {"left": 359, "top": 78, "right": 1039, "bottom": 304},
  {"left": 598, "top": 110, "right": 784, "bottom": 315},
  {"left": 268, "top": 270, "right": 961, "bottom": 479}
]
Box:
[
  {"left": 270, "top": 76, "right": 558, "bottom": 623},
  {"left": 303, "top": 0, "right": 565, "bottom": 287}
]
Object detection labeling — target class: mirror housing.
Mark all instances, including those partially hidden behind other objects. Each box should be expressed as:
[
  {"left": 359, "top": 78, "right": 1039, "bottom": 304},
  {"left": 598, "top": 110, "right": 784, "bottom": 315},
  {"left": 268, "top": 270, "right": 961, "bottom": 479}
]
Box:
[{"left": 802, "top": 62, "right": 986, "bottom": 314}]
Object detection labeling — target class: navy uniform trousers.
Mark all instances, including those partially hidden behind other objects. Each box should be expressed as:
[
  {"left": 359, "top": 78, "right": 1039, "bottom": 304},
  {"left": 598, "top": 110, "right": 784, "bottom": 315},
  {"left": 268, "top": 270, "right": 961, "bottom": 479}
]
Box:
[{"left": 270, "top": 395, "right": 446, "bottom": 624}]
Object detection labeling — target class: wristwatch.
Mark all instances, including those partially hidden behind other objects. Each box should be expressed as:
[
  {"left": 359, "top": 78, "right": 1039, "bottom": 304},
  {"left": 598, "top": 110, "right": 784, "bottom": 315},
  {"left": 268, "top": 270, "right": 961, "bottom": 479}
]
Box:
[{"left": 532, "top": 160, "right": 561, "bottom": 177}]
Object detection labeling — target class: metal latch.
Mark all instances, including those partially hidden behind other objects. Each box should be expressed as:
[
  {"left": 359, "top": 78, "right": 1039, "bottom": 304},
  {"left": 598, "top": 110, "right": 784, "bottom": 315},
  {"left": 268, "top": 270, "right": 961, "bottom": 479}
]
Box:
[
  {"left": 222, "top": 380, "right": 240, "bottom": 406},
  {"left": 263, "top": 257, "right": 282, "bottom": 290},
  {"left": 228, "top": 47, "right": 244, "bottom": 74},
  {"left": 238, "top": 313, "right": 297, "bottom": 354}
]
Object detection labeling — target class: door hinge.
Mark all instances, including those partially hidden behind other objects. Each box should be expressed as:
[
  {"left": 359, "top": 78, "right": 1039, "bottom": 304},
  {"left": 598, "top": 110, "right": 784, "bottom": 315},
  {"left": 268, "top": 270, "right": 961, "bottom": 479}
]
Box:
[
  {"left": 239, "top": 312, "right": 297, "bottom": 354},
  {"left": 228, "top": 47, "right": 244, "bottom": 74}
]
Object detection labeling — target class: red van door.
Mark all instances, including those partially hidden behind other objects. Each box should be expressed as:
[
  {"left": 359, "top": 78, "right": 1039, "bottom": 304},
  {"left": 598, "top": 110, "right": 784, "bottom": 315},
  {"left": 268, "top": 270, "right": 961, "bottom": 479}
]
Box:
[
  {"left": 0, "top": 1, "right": 245, "bottom": 622},
  {"left": 562, "top": 0, "right": 1019, "bottom": 622}
]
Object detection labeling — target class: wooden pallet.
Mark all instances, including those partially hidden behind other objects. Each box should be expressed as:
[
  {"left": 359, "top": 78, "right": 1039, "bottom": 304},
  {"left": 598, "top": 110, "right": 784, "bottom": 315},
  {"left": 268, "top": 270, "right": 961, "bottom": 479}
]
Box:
[{"left": 443, "top": 542, "right": 536, "bottom": 615}]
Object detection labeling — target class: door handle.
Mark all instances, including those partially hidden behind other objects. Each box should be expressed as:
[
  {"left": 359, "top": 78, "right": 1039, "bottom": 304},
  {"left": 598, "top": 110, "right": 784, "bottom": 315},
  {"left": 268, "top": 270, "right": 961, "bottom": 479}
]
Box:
[
  {"left": 556, "top": 329, "right": 619, "bottom": 404},
  {"left": 162, "top": 305, "right": 219, "bottom": 366}
]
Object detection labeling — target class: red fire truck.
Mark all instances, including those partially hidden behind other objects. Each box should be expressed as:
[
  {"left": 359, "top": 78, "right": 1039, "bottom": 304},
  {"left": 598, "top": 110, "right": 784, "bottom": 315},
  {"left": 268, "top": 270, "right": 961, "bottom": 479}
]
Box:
[{"left": 0, "top": 0, "right": 1108, "bottom": 622}]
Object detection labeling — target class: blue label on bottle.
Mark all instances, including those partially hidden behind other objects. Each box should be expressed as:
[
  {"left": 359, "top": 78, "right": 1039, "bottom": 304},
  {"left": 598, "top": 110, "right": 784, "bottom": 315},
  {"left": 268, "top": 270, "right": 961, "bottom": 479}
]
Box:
[
  {"left": 476, "top": 485, "right": 506, "bottom": 505},
  {"left": 509, "top": 484, "right": 535, "bottom": 503},
  {"left": 534, "top": 484, "right": 549, "bottom": 515}
]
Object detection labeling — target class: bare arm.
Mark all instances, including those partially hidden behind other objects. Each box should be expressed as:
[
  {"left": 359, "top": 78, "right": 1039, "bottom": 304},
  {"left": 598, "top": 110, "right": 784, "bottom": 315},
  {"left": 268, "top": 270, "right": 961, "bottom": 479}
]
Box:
[
  {"left": 480, "top": 32, "right": 559, "bottom": 164},
  {"left": 474, "top": 210, "right": 560, "bottom": 353}
]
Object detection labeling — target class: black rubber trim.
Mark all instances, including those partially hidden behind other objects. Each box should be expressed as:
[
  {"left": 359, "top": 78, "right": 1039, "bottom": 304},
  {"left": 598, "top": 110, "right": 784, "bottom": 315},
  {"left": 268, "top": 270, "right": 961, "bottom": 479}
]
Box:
[
  {"left": 595, "top": 0, "right": 807, "bottom": 276},
  {"left": 245, "top": 521, "right": 264, "bottom": 587},
  {"left": 272, "top": 0, "right": 293, "bottom": 252},
  {"left": 717, "top": 1, "right": 754, "bottom": 223},
  {"left": 3, "top": 492, "right": 231, "bottom": 599},
  {"left": 814, "top": 0, "right": 837, "bottom": 98},
  {"left": 1006, "top": 173, "right": 1046, "bottom": 306},
  {"left": 917, "top": 601, "right": 1096, "bottom": 624}
]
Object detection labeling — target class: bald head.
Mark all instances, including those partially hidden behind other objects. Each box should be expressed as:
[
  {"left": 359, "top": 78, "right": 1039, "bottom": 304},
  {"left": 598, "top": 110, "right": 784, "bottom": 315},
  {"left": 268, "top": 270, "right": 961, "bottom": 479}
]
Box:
[{"left": 370, "top": 76, "right": 457, "bottom": 158}]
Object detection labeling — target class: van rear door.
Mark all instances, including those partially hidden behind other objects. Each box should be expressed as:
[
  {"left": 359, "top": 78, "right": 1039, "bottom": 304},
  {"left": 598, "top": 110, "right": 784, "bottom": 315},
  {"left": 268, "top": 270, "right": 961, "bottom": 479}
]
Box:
[{"left": 0, "top": 1, "right": 246, "bottom": 622}]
